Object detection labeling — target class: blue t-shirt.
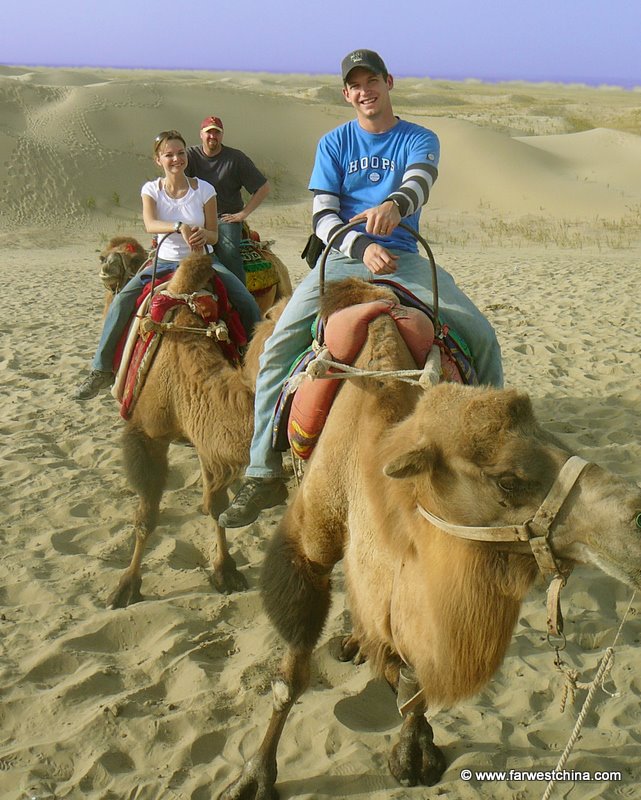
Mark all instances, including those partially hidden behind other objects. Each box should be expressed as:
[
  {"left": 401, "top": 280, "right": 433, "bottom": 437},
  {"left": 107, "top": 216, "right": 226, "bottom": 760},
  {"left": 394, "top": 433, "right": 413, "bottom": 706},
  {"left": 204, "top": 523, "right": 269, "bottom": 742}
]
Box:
[{"left": 309, "top": 119, "right": 439, "bottom": 253}]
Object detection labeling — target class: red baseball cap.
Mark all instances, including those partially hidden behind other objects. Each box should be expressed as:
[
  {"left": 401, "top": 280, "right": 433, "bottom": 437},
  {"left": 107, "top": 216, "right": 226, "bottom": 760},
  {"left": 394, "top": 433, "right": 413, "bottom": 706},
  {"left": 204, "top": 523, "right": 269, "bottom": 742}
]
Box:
[{"left": 200, "top": 116, "right": 224, "bottom": 132}]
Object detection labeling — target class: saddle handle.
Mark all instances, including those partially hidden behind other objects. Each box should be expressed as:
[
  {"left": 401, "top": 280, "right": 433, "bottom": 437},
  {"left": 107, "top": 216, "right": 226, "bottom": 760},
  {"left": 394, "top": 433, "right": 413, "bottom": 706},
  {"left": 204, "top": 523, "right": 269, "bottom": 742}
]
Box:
[
  {"left": 148, "top": 231, "right": 185, "bottom": 300},
  {"left": 317, "top": 220, "right": 440, "bottom": 330}
]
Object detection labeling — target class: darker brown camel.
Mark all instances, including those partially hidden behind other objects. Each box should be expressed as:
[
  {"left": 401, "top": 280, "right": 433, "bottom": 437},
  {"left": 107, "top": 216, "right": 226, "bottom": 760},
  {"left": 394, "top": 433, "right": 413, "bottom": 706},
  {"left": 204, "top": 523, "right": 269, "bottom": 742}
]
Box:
[
  {"left": 107, "top": 253, "right": 285, "bottom": 608},
  {"left": 98, "top": 236, "right": 147, "bottom": 316},
  {"left": 220, "top": 278, "right": 641, "bottom": 798},
  {"left": 98, "top": 234, "right": 292, "bottom": 316}
]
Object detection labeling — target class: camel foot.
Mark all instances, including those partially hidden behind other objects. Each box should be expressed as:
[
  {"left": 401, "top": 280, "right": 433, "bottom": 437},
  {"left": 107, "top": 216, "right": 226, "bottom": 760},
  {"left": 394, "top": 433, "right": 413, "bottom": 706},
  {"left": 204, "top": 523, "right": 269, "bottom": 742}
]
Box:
[
  {"left": 338, "top": 634, "right": 367, "bottom": 665},
  {"left": 218, "top": 755, "right": 279, "bottom": 800},
  {"left": 211, "top": 554, "right": 249, "bottom": 594},
  {"left": 107, "top": 574, "right": 144, "bottom": 609},
  {"left": 388, "top": 714, "right": 446, "bottom": 787}
]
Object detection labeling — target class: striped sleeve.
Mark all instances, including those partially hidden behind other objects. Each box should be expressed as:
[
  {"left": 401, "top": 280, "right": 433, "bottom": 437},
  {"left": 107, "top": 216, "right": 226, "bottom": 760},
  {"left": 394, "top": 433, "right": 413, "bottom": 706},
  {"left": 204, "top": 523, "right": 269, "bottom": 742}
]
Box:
[
  {"left": 312, "top": 190, "right": 369, "bottom": 259},
  {"left": 385, "top": 161, "right": 438, "bottom": 217}
]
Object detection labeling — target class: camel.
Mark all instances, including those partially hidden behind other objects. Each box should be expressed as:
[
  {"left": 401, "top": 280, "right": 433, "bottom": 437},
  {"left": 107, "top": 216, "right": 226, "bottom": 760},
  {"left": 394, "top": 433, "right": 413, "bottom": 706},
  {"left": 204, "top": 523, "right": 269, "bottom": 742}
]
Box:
[
  {"left": 98, "top": 232, "right": 292, "bottom": 317},
  {"left": 107, "top": 253, "right": 285, "bottom": 608},
  {"left": 220, "top": 278, "right": 641, "bottom": 798},
  {"left": 98, "top": 236, "right": 148, "bottom": 315}
]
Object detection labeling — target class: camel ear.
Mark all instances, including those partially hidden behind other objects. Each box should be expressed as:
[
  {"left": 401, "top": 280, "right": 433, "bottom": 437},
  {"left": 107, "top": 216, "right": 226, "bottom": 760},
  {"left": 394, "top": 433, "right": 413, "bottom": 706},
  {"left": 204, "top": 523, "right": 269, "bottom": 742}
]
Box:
[{"left": 383, "top": 444, "right": 438, "bottom": 479}]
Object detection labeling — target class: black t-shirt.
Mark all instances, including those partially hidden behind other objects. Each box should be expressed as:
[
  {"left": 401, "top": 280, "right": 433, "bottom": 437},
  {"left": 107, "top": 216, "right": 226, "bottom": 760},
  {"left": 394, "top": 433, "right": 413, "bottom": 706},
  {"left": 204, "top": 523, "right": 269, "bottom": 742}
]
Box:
[{"left": 185, "top": 145, "right": 267, "bottom": 215}]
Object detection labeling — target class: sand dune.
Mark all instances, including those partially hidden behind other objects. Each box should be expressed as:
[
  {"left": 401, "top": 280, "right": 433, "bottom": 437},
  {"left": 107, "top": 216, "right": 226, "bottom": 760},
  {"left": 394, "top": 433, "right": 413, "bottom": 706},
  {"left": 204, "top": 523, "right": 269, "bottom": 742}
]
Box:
[
  {"left": 2, "top": 66, "right": 641, "bottom": 230},
  {"left": 418, "top": 116, "right": 638, "bottom": 215},
  {"left": 516, "top": 127, "right": 641, "bottom": 195},
  {"left": 1, "top": 65, "right": 641, "bottom": 800}
]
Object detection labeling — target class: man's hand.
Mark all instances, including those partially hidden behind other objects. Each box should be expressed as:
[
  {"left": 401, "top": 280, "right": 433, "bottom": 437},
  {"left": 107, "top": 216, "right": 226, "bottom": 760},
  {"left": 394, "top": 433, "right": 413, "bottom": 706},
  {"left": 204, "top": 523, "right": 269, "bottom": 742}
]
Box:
[
  {"left": 220, "top": 211, "right": 247, "bottom": 224},
  {"left": 362, "top": 243, "right": 399, "bottom": 275},
  {"left": 351, "top": 200, "right": 401, "bottom": 238}
]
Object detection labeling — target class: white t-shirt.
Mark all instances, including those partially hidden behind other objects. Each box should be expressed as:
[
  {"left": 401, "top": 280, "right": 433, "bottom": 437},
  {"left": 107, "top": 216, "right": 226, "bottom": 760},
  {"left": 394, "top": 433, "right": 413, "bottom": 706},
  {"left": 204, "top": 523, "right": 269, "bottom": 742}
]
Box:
[{"left": 141, "top": 177, "right": 216, "bottom": 261}]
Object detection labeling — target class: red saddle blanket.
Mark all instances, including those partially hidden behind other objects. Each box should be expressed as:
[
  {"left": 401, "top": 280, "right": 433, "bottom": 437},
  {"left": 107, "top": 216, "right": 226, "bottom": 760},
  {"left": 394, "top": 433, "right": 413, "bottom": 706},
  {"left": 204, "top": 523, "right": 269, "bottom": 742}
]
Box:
[
  {"left": 115, "top": 272, "right": 246, "bottom": 419},
  {"left": 286, "top": 298, "right": 462, "bottom": 460}
]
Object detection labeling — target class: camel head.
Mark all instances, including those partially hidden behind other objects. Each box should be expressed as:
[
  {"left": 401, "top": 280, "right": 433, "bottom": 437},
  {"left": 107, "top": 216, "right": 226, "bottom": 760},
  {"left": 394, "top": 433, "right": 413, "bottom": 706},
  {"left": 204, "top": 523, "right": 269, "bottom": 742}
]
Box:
[
  {"left": 99, "top": 236, "right": 147, "bottom": 294},
  {"left": 382, "top": 382, "right": 641, "bottom": 590}
]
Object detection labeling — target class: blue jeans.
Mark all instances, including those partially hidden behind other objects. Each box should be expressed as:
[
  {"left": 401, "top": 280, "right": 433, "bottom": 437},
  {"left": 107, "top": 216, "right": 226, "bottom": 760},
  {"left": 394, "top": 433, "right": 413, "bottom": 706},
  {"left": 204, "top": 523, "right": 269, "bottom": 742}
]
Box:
[
  {"left": 215, "top": 221, "right": 245, "bottom": 284},
  {"left": 92, "top": 256, "right": 261, "bottom": 372},
  {"left": 246, "top": 249, "right": 503, "bottom": 478}
]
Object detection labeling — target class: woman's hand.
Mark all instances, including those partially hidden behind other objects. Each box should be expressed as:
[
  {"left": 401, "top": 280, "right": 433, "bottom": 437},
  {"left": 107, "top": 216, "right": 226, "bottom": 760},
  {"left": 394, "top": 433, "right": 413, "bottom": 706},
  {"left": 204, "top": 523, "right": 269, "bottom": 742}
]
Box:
[{"left": 187, "top": 225, "right": 209, "bottom": 252}]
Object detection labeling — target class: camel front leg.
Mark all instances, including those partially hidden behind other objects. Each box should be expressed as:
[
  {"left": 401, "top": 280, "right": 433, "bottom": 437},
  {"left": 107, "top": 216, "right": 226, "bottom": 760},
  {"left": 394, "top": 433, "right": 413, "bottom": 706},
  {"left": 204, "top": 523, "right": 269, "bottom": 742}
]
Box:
[
  {"left": 203, "top": 481, "right": 248, "bottom": 594},
  {"left": 338, "top": 627, "right": 367, "bottom": 665},
  {"left": 219, "top": 647, "right": 311, "bottom": 800},
  {"left": 388, "top": 667, "right": 446, "bottom": 787},
  {"left": 107, "top": 524, "right": 149, "bottom": 608},
  {"left": 108, "top": 428, "right": 168, "bottom": 608},
  {"left": 220, "top": 515, "right": 335, "bottom": 798},
  {"left": 211, "top": 519, "right": 248, "bottom": 593}
]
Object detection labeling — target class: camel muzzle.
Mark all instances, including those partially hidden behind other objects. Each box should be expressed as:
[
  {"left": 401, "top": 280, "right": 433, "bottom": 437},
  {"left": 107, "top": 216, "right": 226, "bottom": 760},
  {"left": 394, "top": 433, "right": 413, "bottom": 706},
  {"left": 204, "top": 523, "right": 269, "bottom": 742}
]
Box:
[{"left": 100, "top": 251, "right": 128, "bottom": 293}]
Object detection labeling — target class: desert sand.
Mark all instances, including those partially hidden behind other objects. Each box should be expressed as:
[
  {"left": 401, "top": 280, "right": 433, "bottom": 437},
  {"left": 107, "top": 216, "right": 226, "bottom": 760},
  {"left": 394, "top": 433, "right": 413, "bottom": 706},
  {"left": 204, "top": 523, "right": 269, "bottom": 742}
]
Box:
[{"left": 1, "top": 64, "right": 641, "bottom": 800}]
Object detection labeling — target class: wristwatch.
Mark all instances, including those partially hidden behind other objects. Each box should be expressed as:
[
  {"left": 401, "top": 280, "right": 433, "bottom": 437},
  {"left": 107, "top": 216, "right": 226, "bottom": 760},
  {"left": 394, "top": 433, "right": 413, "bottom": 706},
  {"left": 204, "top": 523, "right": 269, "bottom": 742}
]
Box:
[
  {"left": 173, "top": 220, "right": 183, "bottom": 232},
  {"left": 387, "top": 197, "right": 402, "bottom": 214}
]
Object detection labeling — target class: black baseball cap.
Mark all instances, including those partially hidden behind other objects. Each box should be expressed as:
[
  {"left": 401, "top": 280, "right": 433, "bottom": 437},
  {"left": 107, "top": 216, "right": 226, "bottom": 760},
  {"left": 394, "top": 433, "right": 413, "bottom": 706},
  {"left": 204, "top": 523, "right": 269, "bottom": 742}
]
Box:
[{"left": 341, "top": 49, "right": 388, "bottom": 82}]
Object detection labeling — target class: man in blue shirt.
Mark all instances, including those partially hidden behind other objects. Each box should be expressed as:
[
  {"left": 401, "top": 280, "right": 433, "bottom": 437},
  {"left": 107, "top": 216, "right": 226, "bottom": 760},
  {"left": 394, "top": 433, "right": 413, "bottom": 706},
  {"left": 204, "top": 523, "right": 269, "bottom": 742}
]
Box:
[{"left": 219, "top": 48, "right": 503, "bottom": 528}]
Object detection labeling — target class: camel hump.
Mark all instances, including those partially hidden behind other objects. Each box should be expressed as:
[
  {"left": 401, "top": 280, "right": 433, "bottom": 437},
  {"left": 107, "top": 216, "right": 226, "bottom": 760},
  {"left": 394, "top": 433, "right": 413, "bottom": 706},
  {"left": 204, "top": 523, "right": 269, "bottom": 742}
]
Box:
[
  {"left": 166, "top": 254, "right": 216, "bottom": 295},
  {"left": 320, "top": 278, "right": 398, "bottom": 319},
  {"left": 283, "top": 293, "right": 436, "bottom": 460},
  {"left": 324, "top": 300, "right": 435, "bottom": 367}
]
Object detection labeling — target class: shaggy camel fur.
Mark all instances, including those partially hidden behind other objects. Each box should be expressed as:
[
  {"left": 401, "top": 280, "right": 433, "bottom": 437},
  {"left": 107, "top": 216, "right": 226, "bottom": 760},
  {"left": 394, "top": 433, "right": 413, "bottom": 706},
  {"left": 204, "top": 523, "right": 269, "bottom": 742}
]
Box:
[
  {"left": 98, "top": 234, "right": 292, "bottom": 316},
  {"left": 107, "top": 253, "right": 284, "bottom": 608},
  {"left": 220, "top": 278, "right": 641, "bottom": 798}
]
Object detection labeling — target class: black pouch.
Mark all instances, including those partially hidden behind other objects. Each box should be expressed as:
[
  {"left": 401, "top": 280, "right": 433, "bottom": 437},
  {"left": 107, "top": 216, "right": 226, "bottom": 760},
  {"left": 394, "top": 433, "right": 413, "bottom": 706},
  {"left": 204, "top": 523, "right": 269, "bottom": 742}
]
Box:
[{"left": 301, "top": 233, "right": 325, "bottom": 269}]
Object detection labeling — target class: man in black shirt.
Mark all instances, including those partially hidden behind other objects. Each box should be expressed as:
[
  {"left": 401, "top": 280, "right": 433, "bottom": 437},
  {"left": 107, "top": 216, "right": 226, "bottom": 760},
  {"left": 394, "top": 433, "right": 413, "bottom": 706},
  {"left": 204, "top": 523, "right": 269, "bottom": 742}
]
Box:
[{"left": 186, "top": 116, "right": 271, "bottom": 283}]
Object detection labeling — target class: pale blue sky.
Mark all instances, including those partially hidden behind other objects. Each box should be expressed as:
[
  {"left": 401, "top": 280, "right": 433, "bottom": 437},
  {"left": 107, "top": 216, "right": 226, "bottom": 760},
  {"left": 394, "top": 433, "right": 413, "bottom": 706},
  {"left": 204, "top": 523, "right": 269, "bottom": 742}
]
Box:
[{"left": 3, "top": 0, "right": 640, "bottom": 87}]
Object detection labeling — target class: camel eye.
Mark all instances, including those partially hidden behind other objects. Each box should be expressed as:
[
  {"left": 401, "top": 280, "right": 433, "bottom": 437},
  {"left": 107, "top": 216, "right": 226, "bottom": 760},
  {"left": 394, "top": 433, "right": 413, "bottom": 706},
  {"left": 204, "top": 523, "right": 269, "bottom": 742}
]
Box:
[
  {"left": 636, "top": 513, "right": 641, "bottom": 530},
  {"left": 497, "top": 475, "right": 522, "bottom": 493},
  {"left": 99, "top": 255, "right": 106, "bottom": 263}
]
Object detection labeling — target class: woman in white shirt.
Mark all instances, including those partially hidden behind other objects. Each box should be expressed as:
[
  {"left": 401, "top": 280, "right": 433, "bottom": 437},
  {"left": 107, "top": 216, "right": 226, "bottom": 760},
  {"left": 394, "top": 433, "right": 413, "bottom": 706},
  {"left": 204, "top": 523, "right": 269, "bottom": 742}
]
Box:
[{"left": 74, "top": 130, "right": 261, "bottom": 400}]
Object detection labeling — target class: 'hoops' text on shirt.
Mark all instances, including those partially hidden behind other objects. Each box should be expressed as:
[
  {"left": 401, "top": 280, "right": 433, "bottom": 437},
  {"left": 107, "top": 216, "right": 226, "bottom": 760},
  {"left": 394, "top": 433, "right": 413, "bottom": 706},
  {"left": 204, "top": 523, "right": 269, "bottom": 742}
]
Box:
[{"left": 348, "top": 156, "right": 396, "bottom": 174}]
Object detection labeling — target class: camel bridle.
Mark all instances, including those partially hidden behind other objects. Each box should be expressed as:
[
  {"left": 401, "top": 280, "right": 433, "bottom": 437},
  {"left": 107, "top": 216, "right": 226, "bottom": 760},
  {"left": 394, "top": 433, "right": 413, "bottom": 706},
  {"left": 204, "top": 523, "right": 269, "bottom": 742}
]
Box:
[
  {"left": 100, "top": 251, "right": 130, "bottom": 295},
  {"left": 416, "top": 455, "right": 591, "bottom": 639}
]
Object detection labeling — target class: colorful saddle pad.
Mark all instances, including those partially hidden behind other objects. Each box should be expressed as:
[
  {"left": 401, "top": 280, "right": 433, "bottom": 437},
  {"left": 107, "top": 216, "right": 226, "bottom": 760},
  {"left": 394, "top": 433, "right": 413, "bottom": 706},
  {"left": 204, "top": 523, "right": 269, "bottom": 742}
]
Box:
[
  {"left": 114, "top": 270, "right": 246, "bottom": 420},
  {"left": 272, "top": 280, "right": 478, "bottom": 459},
  {"left": 240, "top": 225, "right": 279, "bottom": 295}
]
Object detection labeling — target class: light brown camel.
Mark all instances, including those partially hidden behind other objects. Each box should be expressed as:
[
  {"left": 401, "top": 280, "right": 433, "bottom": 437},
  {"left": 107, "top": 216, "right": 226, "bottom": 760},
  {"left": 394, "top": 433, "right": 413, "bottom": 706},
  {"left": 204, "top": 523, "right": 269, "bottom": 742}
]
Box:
[
  {"left": 107, "top": 253, "right": 285, "bottom": 609},
  {"left": 98, "top": 233, "right": 292, "bottom": 316},
  {"left": 220, "top": 278, "right": 641, "bottom": 798}
]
